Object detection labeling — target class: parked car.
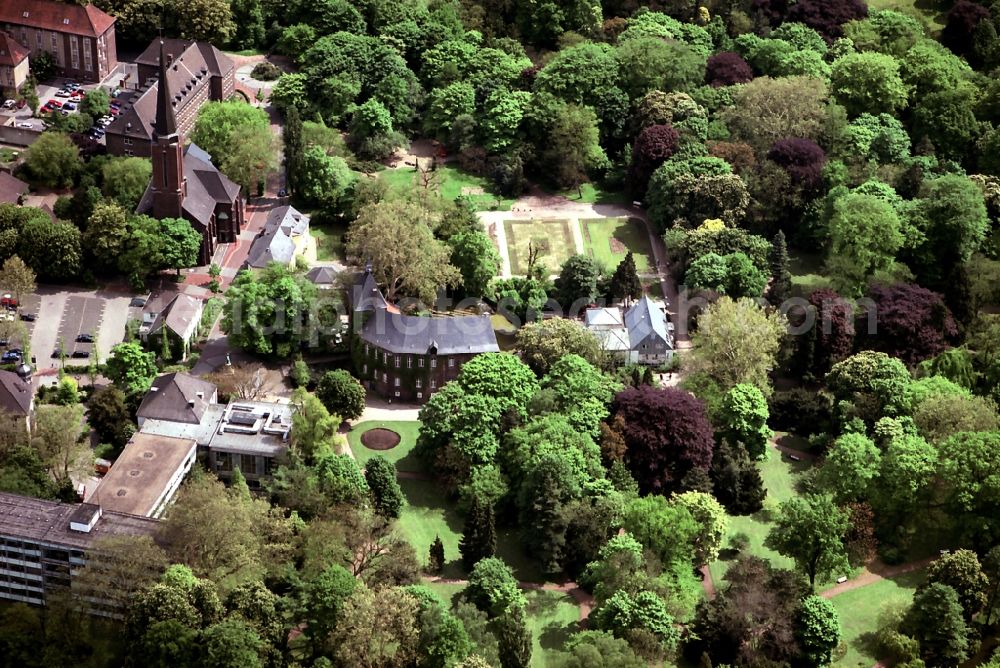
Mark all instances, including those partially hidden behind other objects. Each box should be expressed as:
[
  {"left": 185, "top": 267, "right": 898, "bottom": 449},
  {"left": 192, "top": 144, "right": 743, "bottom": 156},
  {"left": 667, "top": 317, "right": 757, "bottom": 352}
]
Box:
[
  {"left": 90, "top": 128, "right": 105, "bottom": 138},
  {"left": 48, "top": 99, "right": 63, "bottom": 109},
  {"left": 71, "top": 350, "right": 90, "bottom": 359},
  {"left": 1, "top": 351, "right": 19, "bottom": 363},
  {"left": 1, "top": 294, "right": 18, "bottom": 309},
  {"left": 16, "top": 122, "right": 32, "bottom": 129},
  {"left": 108, "top": 107, "right": 120, "bottom": 116},
  {"left": 54, "top": 89, "right": 71, "bottom": 98},
  {"left": 65, "top": 82, "right": 80, "bottom": 90},
  {"left": 63, "top": 102, "right": 77, "bottom": 111},
  {"left": 129, "top": 297, "right": 147, "bottom": 308},
  {"left": 19, "top": 313, "right": 35, "bottom": 322},
  {"left": 51, "top": 348, "right": 65, "bottom": 359},
  {"left": 70, "top": 89, "right": 84, "bottom": 98},
  {"left": 2, "top": 100, "right": 14, "bottom": 110},
  {"left": 75, "top": 333, "right": 94, "bottom": 343}
]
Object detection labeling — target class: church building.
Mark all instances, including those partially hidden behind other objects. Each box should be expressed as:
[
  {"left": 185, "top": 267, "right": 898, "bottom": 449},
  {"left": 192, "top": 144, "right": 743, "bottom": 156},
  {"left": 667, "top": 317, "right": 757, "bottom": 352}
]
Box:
[{"left": 135, "top": 40, "right": 244, "bottom": 267}]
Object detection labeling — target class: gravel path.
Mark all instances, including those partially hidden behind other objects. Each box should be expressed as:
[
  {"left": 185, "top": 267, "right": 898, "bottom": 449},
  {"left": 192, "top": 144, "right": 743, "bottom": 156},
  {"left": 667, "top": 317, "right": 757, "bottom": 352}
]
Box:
[{"left": 422, "top": 575, "right": 595, "bottom": 623}]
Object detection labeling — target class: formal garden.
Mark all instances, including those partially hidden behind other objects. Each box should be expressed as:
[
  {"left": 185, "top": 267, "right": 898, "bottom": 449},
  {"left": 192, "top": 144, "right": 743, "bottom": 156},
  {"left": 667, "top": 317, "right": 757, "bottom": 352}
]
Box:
[
  {"left": 580, "top": 216, "right": 655, "bottom": 272},
  {"left": 502, "top": 219, "right": 578, "bottom": 275}
]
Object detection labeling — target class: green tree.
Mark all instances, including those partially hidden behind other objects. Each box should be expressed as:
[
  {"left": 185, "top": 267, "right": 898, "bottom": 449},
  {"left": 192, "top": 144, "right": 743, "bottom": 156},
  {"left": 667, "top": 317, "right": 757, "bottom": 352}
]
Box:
[
  {"left": 673, "top": 491, "right": 728, "bottom": 565},
  {"left": 428, "top": 536, "right": 445, "bottom": 575},
  {"left": 24, "top": 132, "right": 80, "bottom": 188},
  {"left": 797, "top": 595, "right": 842, "bottom": 667},
  {"left": 765, "top": 494, "right": 852, "bottom": 589},
  {"left": 830, "top": 52, "right": 910, "bottom": 117},
  {"left": 346, "top": 200, "right": 460, "bottom": 303},
  {"left": 590, "top": 589, "right": 679, "bottom": 654},
  {"left": 229, "top": 0, "right": 265, "bottom": 50},
  {"left": 875, "top": 434, "right": 938, "bottom": 520},
  {"left": 297, "top": 146, "right": 354, "bottom": 209},
  {"left": 555, "top": 254, "right": 600, "bottom": 309},
  {"left": 688, "top": 297, "right": 787, "bottom": 395},
  {"left": 768, "top": 230, "right": 792, "bottom": 305},
  {"left": 460, "top": 495, "right": 497, "bottom": 571},
  {"left": 105, "top": 342, "right": 156, "bottom": 396},
  {"left": 222, "top": 264, "right": 320, "bottom": 357},
  {"left": 923, "top": 549, "right": 989, "bottom": 620},
  {"left": 200, "top": 618, "right": 263, "bottom": 668},
  {"left": 328, "top": 585, "right": 420, "bottom": 668},
  {"left": 550, "top": 630, "right": 646, "bottom": 668},
  {"left": 609, "top": 252, "right": 642, "bottom": 303},
  {"left": 457, "top": 352, "right": 538, "bottom": 417},
  {"left": 0, "top": 255, "right": 35, "bottom": 316},
  {"left": 171, "top": 0, "right": 236, "bottom": 43},
  {"left": 539, "top": 353, "right": 617, "bottom": 439},
  {"left": 79, "top": 88, "right": 110, "bottom": 121},
  {"left": 543, "top": 104, "right": 608, "bottom": 191},
  {"left": 719, "top": 383, "right": 772, "bottom": 460},
  {"left": 903, "top": 583, "right": 969, "bottom": 667},
  {"left": 101, "top": 157, "right": 153, "bottom": 209},
  {"left": 827, "top": 193, "right": 904, "bottom": 295},
  {"left": 365, "top": 454, "right": 405, "bottom": 519},
  {"left": 191, "top": 102, "right": 276, "bottom": 189},
  {"left": 283, "top": 104, "right": 303, "bottom": 195},
  {"left": 466, "top": 557, "right": 525, "bottom": 617},
  {"left": 290, "top": 388, "right": 342, "bottom": 461},
  {"left": 450, "top": 230, "right": 501, "bottom": 298},
  {"left": 31, "top": 404, "right": 88, "bottom": 489},
  {"left": 348, "top": 98, "right": 405, "bottom": 160},
  {"left": 87, "top": 385, "right": 134, "bottom": 450},
  {"left": 84, "top": 202, "right": 129, "bottom": 274},
  {"left": 514, "top": 318, "right": 604, "bottom": 375},
  {"left": 817, "top": 433, "right": 882, "bottom": 503},
  {"left": 622, "top": 495, "right": 699, "bottom": 568},
  {"left": 912, "top": 175, "right": 989, "bottom": 288},
  {"left": 300, "top": 563, "right": 357, "bottom": 654},
  {"left": 159, "top": 217, "right": 202, "bottom": 275},
  {"left": 315, "top": 370, "right": 365, "bottom": 421},
  {"left": 494, "top": 604, "right": 532, "bottom": 668},
  {"left": 826, "top": 351, "right": 912, "bottom": 423},
  {"left": 17, "top": 219, "right": 81, "bottom": 281}
]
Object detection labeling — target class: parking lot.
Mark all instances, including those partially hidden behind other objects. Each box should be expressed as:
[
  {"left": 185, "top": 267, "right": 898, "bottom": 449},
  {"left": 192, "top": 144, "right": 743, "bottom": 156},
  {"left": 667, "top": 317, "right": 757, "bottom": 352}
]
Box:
[{"left": 6, "top": 286, "right": 138, "bottom": 370}]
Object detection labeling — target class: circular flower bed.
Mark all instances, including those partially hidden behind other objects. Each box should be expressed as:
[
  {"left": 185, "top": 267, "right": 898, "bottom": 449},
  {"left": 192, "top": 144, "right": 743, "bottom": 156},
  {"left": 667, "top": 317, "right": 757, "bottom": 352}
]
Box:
[
  {"left": 250, "top": 61, "right": 282, "bottom": 81},
  {"left": 360, "top": 427, "right": 401, "bottom": 450}
]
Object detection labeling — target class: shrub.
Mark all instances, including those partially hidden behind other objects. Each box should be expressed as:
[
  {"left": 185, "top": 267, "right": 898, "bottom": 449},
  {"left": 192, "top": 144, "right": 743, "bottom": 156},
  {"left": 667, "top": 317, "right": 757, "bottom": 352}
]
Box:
[{"left": 250, "top": 61, "right": 282, "bottom": 81}]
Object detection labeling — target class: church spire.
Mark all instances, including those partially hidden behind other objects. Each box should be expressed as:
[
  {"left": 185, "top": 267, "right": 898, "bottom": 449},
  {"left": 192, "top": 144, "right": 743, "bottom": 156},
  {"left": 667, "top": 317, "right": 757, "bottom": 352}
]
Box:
[{"left": 153, "top": 39, "right": 177, "bottom": 138}]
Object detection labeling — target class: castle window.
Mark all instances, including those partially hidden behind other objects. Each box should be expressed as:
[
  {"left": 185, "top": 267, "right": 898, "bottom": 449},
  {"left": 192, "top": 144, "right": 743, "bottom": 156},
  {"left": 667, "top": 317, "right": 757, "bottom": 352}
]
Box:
[
  {"left": 431, "top": 380, "right": 437, "bottom": 389},
  {"left": 430, "top": 359, "right": 437, "bottom": 368},
  {"left": 363, "top": 364, "right": 367, "bottom": 374},
  {"left": 416, "top": 379, "right": 422, "bottom": 389},
  {"left": 418, "top": 358, "right": 424, "bottom": 368},
  {"left": 382, "top": 373, "right": 387, "bottom": 383},
  {"left": 394, "top": 356, "right": 400, "bottom": 368},
  {"left": 394, "top": 378, "right": 400, "bottom": 387},
  {"left": 407, "top": 356, "right": 412, "bottom": 369},
  {"left": 448, "top": 358, "right": 455, "bottom": 368}
]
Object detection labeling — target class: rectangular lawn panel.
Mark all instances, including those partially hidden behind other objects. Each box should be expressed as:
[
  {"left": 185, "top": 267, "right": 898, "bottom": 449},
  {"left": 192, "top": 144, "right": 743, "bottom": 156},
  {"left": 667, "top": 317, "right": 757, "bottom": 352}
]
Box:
[
  {"left": 347, "top": 420, "right": 423, "bottom": 473},
  {"left": 503, "top": 219, "right": 577, "bottom": 276},
  {"left": 580, "top": 217, "right": 654, "bottom": 273},
  {"left": 830, "top": 569, "right": 926, "bottom": 667},
  {"left": 309, "top": 221, "right": 348, "bottom": 262},
  {"left": 708, "top": 445, "right": 815, "bottom": 586}
]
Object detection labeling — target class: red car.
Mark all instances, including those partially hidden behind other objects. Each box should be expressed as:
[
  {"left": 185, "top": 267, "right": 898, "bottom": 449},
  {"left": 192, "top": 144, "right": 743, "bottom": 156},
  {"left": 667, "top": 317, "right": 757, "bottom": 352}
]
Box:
[
  {"left": 1, "top": 294, "right": 18, "bottom": 309},
  {"left": 47, "top": 99, "right": 62, "bottom": 109}
]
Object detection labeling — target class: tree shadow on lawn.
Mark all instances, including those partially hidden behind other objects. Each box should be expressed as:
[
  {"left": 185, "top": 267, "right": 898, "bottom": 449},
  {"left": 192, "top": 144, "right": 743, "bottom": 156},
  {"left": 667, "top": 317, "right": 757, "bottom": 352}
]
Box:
[
  {"left": 539, "top": 620, "right": 578, "bottom": 652},
  {"left": 526, "top": 592, "right": 580, "bottom": 651}
]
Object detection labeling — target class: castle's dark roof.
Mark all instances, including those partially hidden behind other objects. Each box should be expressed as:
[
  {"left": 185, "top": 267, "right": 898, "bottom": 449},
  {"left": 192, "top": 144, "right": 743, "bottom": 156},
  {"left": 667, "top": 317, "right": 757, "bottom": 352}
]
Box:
[
  {"left": 0, "top": 370, "right": 32, "bottom": 416},
  {"left": 359, "top": 310, "right": 499, "bottom": 356}
]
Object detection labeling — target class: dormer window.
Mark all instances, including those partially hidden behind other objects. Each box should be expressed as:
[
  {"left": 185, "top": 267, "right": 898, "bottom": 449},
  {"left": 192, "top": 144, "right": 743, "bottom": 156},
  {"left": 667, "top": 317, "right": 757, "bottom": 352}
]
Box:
[
  {"left": 22, "top": 11, "right": 29, "bottom": 17},
  {"left": 63, "top": 18, "right": 70, "bottom": 24}
]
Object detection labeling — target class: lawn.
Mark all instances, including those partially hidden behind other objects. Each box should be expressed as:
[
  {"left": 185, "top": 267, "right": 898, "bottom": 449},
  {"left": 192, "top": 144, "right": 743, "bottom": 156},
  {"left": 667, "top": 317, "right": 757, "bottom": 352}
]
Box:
[
  {"left": 555, "top": 182, "right": 629, "bottom": 205},
  {"left": 504, "top": 219, "right": 578, "bottom": 275},
  {"left": 708, "top": 441, "right": 815, "bottom": 586},
  {"left": 789, "top": 250, "right": 833, "bottom": 297},
  {"left": 580, "top": 217, "right": 654, "bottom": 273},
  {"left": 524, "top": 589, "right": 580, "bottom": 667},
  {"left": 830, "top": 569, "right": 926, "bottom": 667},
  {"left": 310, "top": 221, "right": 348, "bottom": 262},
  {"left": 347, "top": 420, "right": 423, "bottom": 472},
  {"left": 379, "top": 165, "right": 514, "bottom": 211},
  {"left": 0, "top": 148, "right": 19, "bottom": 163},
  {"left": 397, "top": 478, "right": 465, "bottom": 576}
]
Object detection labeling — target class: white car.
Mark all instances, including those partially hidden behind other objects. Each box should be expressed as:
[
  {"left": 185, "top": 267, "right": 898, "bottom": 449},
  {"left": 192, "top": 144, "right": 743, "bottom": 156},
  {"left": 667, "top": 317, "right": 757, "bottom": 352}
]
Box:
[
  {"left": 16, "top": 122, "right": 32, "bottom": 129},
  {"left": 2, "top": 100, "right": 14, "bottom": 110}
]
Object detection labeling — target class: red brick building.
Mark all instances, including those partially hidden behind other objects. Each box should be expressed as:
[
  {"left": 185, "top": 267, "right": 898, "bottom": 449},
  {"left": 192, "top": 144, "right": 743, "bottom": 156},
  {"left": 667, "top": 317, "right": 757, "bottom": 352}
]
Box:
[
  {"left": 105, "top": 38, "right": 234, "bottom": 158},
  {"left": 134, "top": 42, "right": 244, "bottom": 267},
  {"left": 350, "top": 270, "right": 500, "bottom": 403},
  {"left": 0, "top": 0, "right": 116, "bottom": 84}
]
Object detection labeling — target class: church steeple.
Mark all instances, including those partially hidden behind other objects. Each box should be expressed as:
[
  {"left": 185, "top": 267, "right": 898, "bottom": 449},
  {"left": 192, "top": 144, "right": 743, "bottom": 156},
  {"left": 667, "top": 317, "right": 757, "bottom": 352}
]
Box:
[
  {"left": 153, "top": 39, "right": 177, "bottom": 139},
  {"left": 150, "top": 38, "right": 185, "bottom": 220}
]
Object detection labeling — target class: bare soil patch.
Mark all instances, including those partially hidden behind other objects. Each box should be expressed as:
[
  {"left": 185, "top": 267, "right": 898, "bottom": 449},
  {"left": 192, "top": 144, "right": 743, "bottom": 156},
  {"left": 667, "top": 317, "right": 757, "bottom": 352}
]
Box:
[{"left": 360, "top": 427, "right": 401, "bottom": 451}]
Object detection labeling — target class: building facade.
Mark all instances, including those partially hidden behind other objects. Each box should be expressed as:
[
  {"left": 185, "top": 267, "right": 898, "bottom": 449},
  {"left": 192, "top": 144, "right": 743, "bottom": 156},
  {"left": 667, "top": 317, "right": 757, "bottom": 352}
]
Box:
[
  {"left": 0, "top": 0, "right": 116, "bottom": 84},
  {"left": 585, "top": 295, "right": 674, "bottom": 365},
  {"left": 0, "top": 32, "right": 29, "bottom": 96},
  {"left": 134, "top": 40, "right": 243, "bottom": 267},
  {"left": 105, "top": 38, "right": 233, "bottom": 158},
  {"left": 350, "top": 269, "right": 500, "bottom": 403},
  {"left": 0, "top": 493, "right": 158, "bottom": 606}
]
